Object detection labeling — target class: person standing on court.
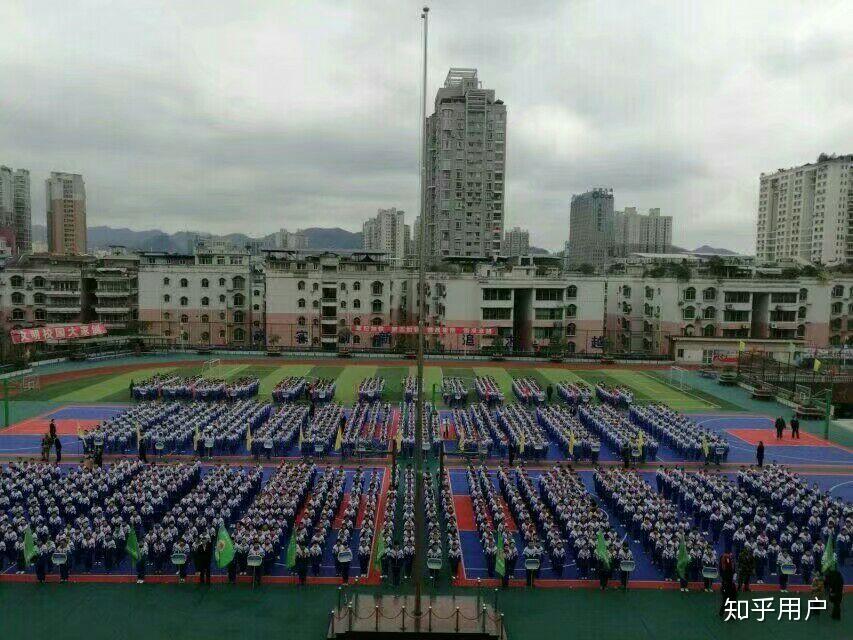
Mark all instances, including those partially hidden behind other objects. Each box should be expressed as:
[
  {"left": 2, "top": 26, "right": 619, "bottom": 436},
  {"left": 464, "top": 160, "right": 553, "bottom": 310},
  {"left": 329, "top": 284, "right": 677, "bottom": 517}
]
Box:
[
  {"left": 774, "top": 416, "right": 786, "bottom": 440},
  {"left": 49, "top": 419, "right": 57, "bottom": 441},
  {"left": 790, "top": 416, "right": 800, "bottom": 439},
  {"left": 756, "top": 441, "right": 765, "bottom": 467},
  {"left": 546, "top": 384, "right": 553, "bottom": 403},
  {"left": 53, "top": 436, "right": 62, "bottom": 464},
  {"left": 824, "top": 566, "right": 844, "bottom": 620}
]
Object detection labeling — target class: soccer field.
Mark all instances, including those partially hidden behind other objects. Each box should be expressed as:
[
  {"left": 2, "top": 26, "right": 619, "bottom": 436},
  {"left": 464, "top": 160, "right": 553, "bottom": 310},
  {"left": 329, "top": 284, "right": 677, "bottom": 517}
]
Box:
[{"left": 7, "top": 359, "right": 722, "bottom": 412}]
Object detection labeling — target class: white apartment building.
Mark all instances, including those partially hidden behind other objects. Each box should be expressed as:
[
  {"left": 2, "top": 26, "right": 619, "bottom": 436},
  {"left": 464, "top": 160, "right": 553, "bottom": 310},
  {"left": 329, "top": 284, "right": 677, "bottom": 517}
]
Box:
[
  {"left": 46, "top": 172, "right": 87, "bottom": 255},
  {"left": 362, "top": 207, "right": 409, "bottom": 263},
  {"left": 756, "top": 153, "right": 853, "bottom": 266},
  {"left": 502, "top": 226, "right": 530, "bottom": 257},
  {"left": 276, "top": 228, "right": 308, "bottom": 250},
  {"left": 0, "top": 166, "right": 31, "bottom": 255},
  {"left": 0, "top": 253, "right": 91, "bottom": 333},
  {"left": 424, "top": 69, "right": 507, "bottom": 262},
  {"left": 613, "top": 207, "right": 672, "bottom": 256},
  {"left": 264, "top": 250, "right": 407, "bottom": 350},
  {"left": 568, "top": 188, "right": 614, "bottom": 270},
  {"left": 606, "top": 273, "right": 853, "bottom": 355},
  {"left": 137, "top": 244, "right": 255, "bottom": 347}
]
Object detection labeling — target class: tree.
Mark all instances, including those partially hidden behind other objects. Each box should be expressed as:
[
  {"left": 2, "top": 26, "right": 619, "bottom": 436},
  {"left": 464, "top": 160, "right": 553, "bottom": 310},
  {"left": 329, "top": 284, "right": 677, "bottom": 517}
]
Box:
[{"left": 577, "top": 263, "right": 596, "bottom": 275}]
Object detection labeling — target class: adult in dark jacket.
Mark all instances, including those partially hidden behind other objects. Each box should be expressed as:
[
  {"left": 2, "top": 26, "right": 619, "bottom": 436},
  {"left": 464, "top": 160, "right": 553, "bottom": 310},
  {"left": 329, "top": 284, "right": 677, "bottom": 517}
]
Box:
[
  {"left": 756, "top": 441, "right": 765, "bottom": 467},
  {"left": 824, "top": 568, "right": 844, "bottom": 620},
  {"left": 737, "top": 547, "right": 754, "bottom": 592},
  {"left": 774, "top": 416, "right": 785, "bottom": 439},
  {"left": 719, "top": 551, "right": 737, "bottom": 617}
]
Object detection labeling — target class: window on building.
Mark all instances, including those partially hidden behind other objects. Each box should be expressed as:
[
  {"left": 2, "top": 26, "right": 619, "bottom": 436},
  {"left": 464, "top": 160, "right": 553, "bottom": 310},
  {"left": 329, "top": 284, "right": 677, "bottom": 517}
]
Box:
[
  {"left": 298, "top": 298, "right": 306, "bottom": 308},
  {"left": 180, "top": 297, "right": 188, "bottom": 306},
  {"left": 566, "top": 323, "right": 576, "bottom": 336},
  {"left": 219, "top": 294, "right": 226, "bottom": 303},
  {"left": 483, "top": 288, "right": 512, "bottom": 301},
  {"left": 723, "top": 310, "right": 750, "bottom": 322},
  {"left": 11, "top": 292, "right": 24, "bottom": 304},
  {"left": 353, "top": 299, "right": 361, "bottom": 309},
  {"left": 201, "top": 314, "right": 209, "bottom": 323},
  {"left": 372, "top": 300, "right": 383, "bottom": 313},
  {"left": 219, "top": 278, "right": 226, "bottom": 287},
  {"left": 682, "top": 306, "right": 696, "bottom": 320},
  {"left": 703, "top": 306, "right": 716, "bottom": 319},
  {"left": 201, "top": 331, "right": 210, "bottom": 342},
  {"left": 534, "top": 308, "right": 563, "bottom": 320},
  {"left": 234, "top": 311, "right": 244, "bottom": 323},
  {"left": 201, "top": 297, "right": 209, "bottom": 306},
  {"left": 371, "top": 281, "right": 383, "bottom": 295},
  {"left": 724, "top": 291, "right": 750, "bottom": 303},
  {"left": 298, "top": 316, "right": 306, "bottom": 326},
  {"left": 703, "top": 324, "right": 715, "bottom": 337},
  {"left": 703, "top": 287, "right": 716, "bottom": 301},
  {"left": 353, "top": 317, "right": 361, "bottom": 326},
  {"left": 566, "top": 304, "right": 577, "bottom": 318},
  {"left": 831, "top": 285, "right": 843, "bottom": 298},
  {"left": 482, "top": 307, "right": 511, "bottom": 320},
  {"left": 353, "top": 281, "right": 361, "bottom": 291},
  {"left": 180, "top": 314, "right": 189, "bottom": 323},
  {"left": 535, "top": 288, "right": 563, "bottom": 301},
  {"left": 180, "top": 278, "right": 188, "bottom": 288},
  {"left": 234, "top": 328, "right": 245, "bottom": 341},
  {"left": 201, "top": 278, "right": 209, "bottom": 288},
  {"left": 566, "top": 285, "right": 577, "bottom": 299},
  {"left": 799, "top": 288, "right": 808, "bottom": 302},
  {"left": 232, "top": 276, "right": 245, "bottom": 290},
  {"left": 163, "top": 294, "right": 171, "bottom": 303},
  {"left": 162, "top": 277, "right": 170, "bottom": 286},
  {"left": 32, "top": 276, "right": 45, "bottom": 288},
  {"left": 683, "top": 287, "right": 696, "bottom": 301},
  {"left": 233, "top": 293, "right": 245, "bottom": 307}
]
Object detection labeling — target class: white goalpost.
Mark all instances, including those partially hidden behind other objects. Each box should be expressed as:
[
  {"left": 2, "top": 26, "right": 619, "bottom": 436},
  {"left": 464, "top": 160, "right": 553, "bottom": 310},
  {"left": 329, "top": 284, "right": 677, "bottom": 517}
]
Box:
[
  {"left": 201, "top": 358, "right": 221, "bottom": 376},
  {"left": 22, "top": 375, "right": 40, "bottom": 391},
  {"left": 667, "top": 366, "right": 689, "bottom": 391}
]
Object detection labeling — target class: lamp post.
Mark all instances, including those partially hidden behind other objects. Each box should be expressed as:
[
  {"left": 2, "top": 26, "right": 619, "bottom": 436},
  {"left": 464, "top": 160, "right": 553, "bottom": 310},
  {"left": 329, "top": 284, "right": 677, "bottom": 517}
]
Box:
[{"left": 413, "top": 5, "right": 430, "bottom": 630}]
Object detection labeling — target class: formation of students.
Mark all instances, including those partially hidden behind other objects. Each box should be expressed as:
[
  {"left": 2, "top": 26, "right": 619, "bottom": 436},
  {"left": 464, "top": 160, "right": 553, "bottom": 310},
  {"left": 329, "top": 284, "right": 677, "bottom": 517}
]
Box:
[
  {"left": 495, "top": 404, "right": 549, "bottom": 460},
  {"left": 357, "top": 377, "right": 385, "bottom": 402},
  {"left": 475, "top": 376, "right": 504, "bottom": 404},
  {"left": 271, "top": 377, "right": 307, "bottom": 403},
  {"left": 402, "top": 376, "right": 419, "bottom": 402},
  {"left": 291, "top": 466, "right": 346, "bottom": 583},
  {"left": 555, "top": 381, "right": 591, "bottom": 406},
  {"left": 595, "top": 385, "right": 634, "bottom": 408},
  {"left": 132, "top": 376, "right": 259, "bottom": 402},
  {"left": 536, "top": 406, "right": 600, "bottom": 461},
  {"left": 340, "top": 401, "right": 393, "bottom": 454},
  {"left": 630, "top": 405, "right": 729, "bottom": 462},
  {"left": 397, "top": 402, "right": 441, "bottom": 456},
  {"left": 512, "top": 378, "right": 546, "bottom": 405},
  {"left": 301, "top": 403, "right": 346, "bottom": 454},
  {"left": 249, "top": 405, "right": 309, "bottom": 458},
  {"left": 307, "top": 378, "right": 336, "bottom": 403},
  {"left": 452, "top": 407, "right": 494, "bottom": 454},
  {"left": 441, "top": 377, "right": 468, "bottom": 406},
  {"left": 439, "top": 470, "right": 463, "bottom": 577},
  {"left": 580, "top": 404, "right": 660, "bottom": 463},
  {"left": 595, "top": 467, "right": 716, "bottom": 587}
]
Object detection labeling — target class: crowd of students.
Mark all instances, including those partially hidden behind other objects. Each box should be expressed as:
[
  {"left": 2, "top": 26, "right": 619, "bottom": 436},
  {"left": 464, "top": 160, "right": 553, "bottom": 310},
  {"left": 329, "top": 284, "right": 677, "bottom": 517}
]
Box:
[
  {"left": 475, "top": 376, "right": 504, "bottom": 404},
  {"left": 441, "top": 377, "right": 468, "bottom": 406},
  {"left": 630, "top": 405, "right": 729, "bottom": 462},
  {"left": 271, "top": 377, "right": 307, "bottom": 403},
  {"left": 512, "top": 378, "right": 546, "bottom": 405},
  {"left": 595, "top": 385, "right": 634, "bottom": 408},
  {"left": 580, "top": 404, "right": 660, "bottom": 463},
  {"left": 357, "top": 377, "right": 385, "bottom": 402},
  {"left": 131, "top": 376, "right": 259, "bottom": 402},
  {"left": 536, "top": 405, "right": 600, "bottom": 461},
  {"left": 555, "top": 381, "right": 591, "bottom": 406}
]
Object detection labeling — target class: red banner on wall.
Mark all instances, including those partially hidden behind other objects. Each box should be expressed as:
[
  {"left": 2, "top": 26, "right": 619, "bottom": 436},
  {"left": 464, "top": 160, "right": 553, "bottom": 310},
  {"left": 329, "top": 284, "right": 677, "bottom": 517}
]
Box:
[
  {"left": 11, "top": 323, "right": 108, "bottom": 344},
  {"left": 353, "top": 325, "right": 497, "bottom": 335}
]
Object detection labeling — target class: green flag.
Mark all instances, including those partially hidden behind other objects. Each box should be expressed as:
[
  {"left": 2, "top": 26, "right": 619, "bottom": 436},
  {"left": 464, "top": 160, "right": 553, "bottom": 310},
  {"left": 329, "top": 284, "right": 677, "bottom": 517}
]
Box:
[
  {"left": 373, "top": 535, "right": 386, "bottom": 570},
  {"left": 821, "top": 534, "right": 837, "bottom": 574},
  {"left": 286, "top": 533, "right": 297, "bottom": 570},
  {"left": 676, "top": 537, "right": 689, "bottom": 579},
  {"left": 126, "top": 527, "right": 140, "bottom": 562},
  {"left": 495, "top": 530, "right": 506, "bottom": 577},
  {"left": 215, "top": 525, "right": 235, "bottom": 569},
  {"left": 595, "top": 531, "right": 610, "bottom": 570},
  {"left": 23, "top": 526, "right": 37, "bottom": 566}
]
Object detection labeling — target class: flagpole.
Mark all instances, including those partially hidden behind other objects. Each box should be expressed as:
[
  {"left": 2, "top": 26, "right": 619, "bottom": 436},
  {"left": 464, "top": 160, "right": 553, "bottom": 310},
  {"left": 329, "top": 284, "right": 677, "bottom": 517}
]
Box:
[{"left": 413, "top": 5, "right": 430, "bottom": 628}]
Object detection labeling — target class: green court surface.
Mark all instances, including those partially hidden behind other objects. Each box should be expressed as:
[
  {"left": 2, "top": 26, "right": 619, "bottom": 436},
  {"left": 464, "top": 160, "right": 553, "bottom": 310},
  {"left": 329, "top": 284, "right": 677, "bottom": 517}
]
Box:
[
  {"left": 258, "top": 364, "right": 313, "bottom": 397},
  {"left": 602, "top": 369, "right": 719, "bottom": 411},
  {"left": 477, "top": 366, "right": 515, "bottom": 400},
  {"left": 333, "top": 365, "right": 377, "bottom": 404},
  {"left": 0, "top": 584, "right": 846, "bottom": 640}
]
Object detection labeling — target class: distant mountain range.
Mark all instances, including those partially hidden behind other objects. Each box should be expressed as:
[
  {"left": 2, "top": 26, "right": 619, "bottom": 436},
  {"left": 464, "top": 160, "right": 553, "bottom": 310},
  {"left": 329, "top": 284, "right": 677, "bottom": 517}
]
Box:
[
  {"left": 31, "top": 225, "right": 734, "bottom": 257},
  {"left": 32, "top": 224, "right": 364, "bottom": 253}
]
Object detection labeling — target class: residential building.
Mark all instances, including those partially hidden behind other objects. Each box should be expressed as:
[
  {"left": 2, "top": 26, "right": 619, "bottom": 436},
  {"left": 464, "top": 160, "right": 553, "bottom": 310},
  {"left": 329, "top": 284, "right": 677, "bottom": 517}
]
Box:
[
  {"left": 424, "top": 68, "right": 507, "bottom": 262},
  {"left": 83, "top": 247, "right": 139, "bottom": 331},
  {"left": 502, "top": 226, "right": 530, "bottom": 257},
  {"left": 756, "top": 153, "right": 853, "bottom": 266},
  {"left": 606, "top": 272, "right": 853, "bottom": 356},
  {"left": 46, "top": 172, "right": 87, "bottom": 255},
  {"left": 137, "top": 243, "right": 254, "bottom": 347},
  {"left": 264, "top": 250, "right": 407, "bottom": 350},
  {"left": 0, "top": 253, "right": 92, "bottom": 334},
  {"left": 0, "top": 166, "right": 31, "bottom": 255},
  {"left": 276, "top": 228, "right": 308, "bottom": 250},
  {"left": 612, "top": 207, "right": 672, "bottom": 256},
  {"left": 567, "top": 188, "right": 614, "bottom": 270},
  {"left": 362, "top": 207, "right": 409, "bottom": 263}
]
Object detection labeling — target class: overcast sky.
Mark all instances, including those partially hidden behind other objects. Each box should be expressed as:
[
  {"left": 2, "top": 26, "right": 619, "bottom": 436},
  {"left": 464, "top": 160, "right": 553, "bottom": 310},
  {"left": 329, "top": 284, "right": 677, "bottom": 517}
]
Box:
[{"left": 2, "top": 1, "right": 850, "bottom": 252}]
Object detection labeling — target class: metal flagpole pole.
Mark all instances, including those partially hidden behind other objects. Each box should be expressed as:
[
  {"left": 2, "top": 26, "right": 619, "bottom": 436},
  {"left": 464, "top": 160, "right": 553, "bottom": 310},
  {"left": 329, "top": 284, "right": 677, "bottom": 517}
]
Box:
[{"left": 413, "top": 5, "right": 430, "bottom": 629}]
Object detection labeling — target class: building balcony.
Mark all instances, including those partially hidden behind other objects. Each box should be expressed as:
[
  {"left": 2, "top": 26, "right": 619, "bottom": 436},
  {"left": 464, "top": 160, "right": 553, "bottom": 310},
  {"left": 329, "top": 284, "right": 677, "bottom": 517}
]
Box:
[
  {"left": 95, "top": 290, "right": 131, "bottom": 298},
  {"left": 46, "top": 289, "right": 80, "bottom": 297},
  {"left": 95, "top": 306, "right": 131, "bottom": 314},
  {"left": 46, "top": 306, "right": 82, "bottom": 314}
]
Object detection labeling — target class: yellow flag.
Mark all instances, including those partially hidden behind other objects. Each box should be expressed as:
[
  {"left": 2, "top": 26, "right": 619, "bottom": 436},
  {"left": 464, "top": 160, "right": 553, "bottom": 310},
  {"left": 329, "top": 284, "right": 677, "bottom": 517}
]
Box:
[
  {"left": 568, "top": 430, "right": 576, "bottom": 457},
  {"left": 702, "top": 434, "right": 709, "bottom": 457},
  {"left": 298, "top": 425, "right": 304, "bottom": 447},
  {"left": 246, "top": 423, "right": 253, "bottom": 451},
  {"left": 738, "top": 340, "right": 746, "bottom": 352},
  {"left": 193, "top": 423, "right": 200, "bottom": 449},
  {"left": 519, "top": 430, "right": 526, "bottom": 454},
  {"left": 637, "top": 431, "right": 644, "bottom": 453},
  {"left": 813, "top": 358, "right": 822, "bottom": 372},
  {"left": 395, "top": 426, "right": 403, "bottom": 452},
  {"left": 76, "top": 421, "right": 85, "bottom": 439},
  {"left": 334, "top": 426, "right": 343, "bottom": 452},
  {"left": 136, "top": 422, "right": 142, "bottom": 447}
]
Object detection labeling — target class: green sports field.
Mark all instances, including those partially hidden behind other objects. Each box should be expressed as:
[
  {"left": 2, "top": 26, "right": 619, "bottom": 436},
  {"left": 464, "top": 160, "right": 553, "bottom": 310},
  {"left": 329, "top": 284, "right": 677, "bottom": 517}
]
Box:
[{"left": 7, "top": 360, "right": 733, "bottom": 416}]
